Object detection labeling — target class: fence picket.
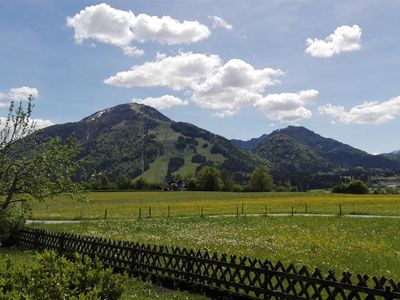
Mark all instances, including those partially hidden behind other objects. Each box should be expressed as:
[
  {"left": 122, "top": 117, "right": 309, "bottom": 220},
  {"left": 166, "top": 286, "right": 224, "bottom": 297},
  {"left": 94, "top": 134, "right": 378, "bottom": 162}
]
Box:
[{"left": 17, "top": 228, "right": 400, "bottom": 300}]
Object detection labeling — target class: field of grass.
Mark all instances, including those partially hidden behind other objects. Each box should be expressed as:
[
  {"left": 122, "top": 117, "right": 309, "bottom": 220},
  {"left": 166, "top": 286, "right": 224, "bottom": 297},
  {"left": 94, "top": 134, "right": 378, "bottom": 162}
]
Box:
[
  {"left": 29, "top": 191, "right": 400, "bottom": 220},
  {"left": 0, "top": 247, "right": 207, "bottom": 299},
  {"left": 31, "top": 216, "right": 400, "bottom": 281}
]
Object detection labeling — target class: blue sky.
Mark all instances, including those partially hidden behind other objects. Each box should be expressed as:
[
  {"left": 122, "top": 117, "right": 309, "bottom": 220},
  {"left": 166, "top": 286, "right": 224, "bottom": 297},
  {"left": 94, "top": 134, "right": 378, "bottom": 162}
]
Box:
[{"left": 0, "top": 1, "right": 399, "bottom": 154}]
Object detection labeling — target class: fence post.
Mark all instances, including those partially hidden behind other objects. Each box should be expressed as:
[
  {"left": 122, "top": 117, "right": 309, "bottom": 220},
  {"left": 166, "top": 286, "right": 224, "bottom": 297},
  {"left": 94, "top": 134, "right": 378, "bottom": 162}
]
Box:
[
  {"left": 291, "top": 206, "right": 294, "bottom": 216},
  {"left": 385, "top": 286, "right": 393, "bottom": 300},
  {"left": 263, "top": 262, "right": 270, "bottom": 300},
  {"left": 90, "top": 237, "right": 98, "bottom": 260},
  {"left": 59, "top": 233, "right": 65, "bottom": 256},
  {"left": 241, "top": 203, "right": 244, "bottom": 215},
  {"left": 138, "top": 208, "right": 142, "bottom": 220},
  {"left": 129, "top": 245, "right": 138, "bottom": 277},
  {"left": 104, "top": 209, "right": 108, "bottom": 220},
  {"left": 339, "top": 204, "right": 342, "bottom": 216},
  {"left": 236, "top": 205, "right": 239, "bottom": 217},
  {"left": 34, "top": 230, "right": 40, "bottom": 250},
  {"left": 168, "top": 206, "right": 170, "bottom": 218},
  {"left": 148, "top": 206, "right": 151, "bottom": 218},
  {"left": 185, "top": 250, "right": 192, "bottom": 285}
]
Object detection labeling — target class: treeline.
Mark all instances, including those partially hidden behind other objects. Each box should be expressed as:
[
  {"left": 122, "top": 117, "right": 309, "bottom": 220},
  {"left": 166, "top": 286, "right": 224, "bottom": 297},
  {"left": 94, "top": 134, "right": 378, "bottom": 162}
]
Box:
[{"left": 82, "top": 166, "right": 297, "bottom": 192}]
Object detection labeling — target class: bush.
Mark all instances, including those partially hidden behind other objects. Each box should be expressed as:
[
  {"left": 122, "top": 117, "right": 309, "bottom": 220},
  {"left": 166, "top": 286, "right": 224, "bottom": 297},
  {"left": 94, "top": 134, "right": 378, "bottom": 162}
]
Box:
[
  {"left": 0, "top": 206, "right": 26, "bottom": 247},
  {"left": 0, "top": 251, "right": 126, "bottom": 299},
  {"left": 346, "top": 180, "right": 369, "bottom": 194},
  {"left": 332, "top": 183, "right": 348, "bottom": 193},
  {"left": 134, "top": 177, "right": 149, "bottom": 190},
  {"left": 332, "top": 180, "right": 369, "bottom": 194},
  {"left": 191, "top": 154, "right": 206, "bottom": 163}
]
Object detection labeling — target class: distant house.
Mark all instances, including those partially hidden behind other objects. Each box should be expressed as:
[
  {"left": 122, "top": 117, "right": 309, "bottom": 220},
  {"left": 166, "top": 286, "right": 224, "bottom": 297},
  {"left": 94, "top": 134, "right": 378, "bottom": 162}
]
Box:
[{"left": 162, "top": 180, "right": 187, "bottom": 191}]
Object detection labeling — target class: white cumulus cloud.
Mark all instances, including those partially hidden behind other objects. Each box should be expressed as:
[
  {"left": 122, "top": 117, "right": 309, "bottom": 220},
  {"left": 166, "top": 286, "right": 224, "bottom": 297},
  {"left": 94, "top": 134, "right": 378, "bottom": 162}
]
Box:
[
  {"left": 254, "top": 89, "right": 319, "bottom": 122},
  {"left": 305, "top": 25, "right": 362, "bottom": 58},
  {"left": 192, "top": 59, "right": 283, "bottom": 116},
  {"left": 8, "top": 86, "right": 39, "bottom": 101},
  {"left": 105, "top": 52, "right": 318, "bottom": 121},
  {"left": 133, "top": 95, "right": 188, "bottom": 110},
  {"left": 33, "top": 119, "right": 55, "bottom": 129},
  {"left": 0, "top": 117, "right": 54, "bottom": 130},
  {"left": 104, "top": 52, "right": 221, "bottom": 90},
  {"left": 209, "top": 16, "right": 233, "bottom": 30},
  {"left": 122, "top": 46, "right": 144, "bottom": 57},
  {"left": 66, "top": 3, "right": 210, "bottom": 56},
  {"left": 0, "top": 93, "right": 7, "bottom": 108},
  {"left": 319, "top": 96, "right": 400, "bottom": 125}
]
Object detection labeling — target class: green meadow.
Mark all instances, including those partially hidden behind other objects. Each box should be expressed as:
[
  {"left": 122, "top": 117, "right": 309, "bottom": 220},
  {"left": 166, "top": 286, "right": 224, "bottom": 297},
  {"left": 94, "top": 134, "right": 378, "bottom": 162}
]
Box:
[
  {"left": 29, "top": 191, "right": 400, "bottom": 220},
  {"left": 32, "top": 215, "right": 400, "bottom": 281},
  {"left": 20, "top": 191, "right": 400, "bottom": 285}
]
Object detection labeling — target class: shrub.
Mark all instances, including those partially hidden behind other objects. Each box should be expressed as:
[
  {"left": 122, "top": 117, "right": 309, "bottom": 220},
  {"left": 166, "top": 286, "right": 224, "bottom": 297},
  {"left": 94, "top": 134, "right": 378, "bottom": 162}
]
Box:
[
  {"left": 346, "top": 180, "right": 369, "bottom": 194},
  {"left": 0, "top": 206, "right": 26, "bottom": 247},
  {"left": 191, "top": 154, "right": 206, "bottom": 163},
  {"left": 332, "top": 180, "right": 369, "bottom": 194},
  {"left": 332, "top": 183, "right": 348, "bottom": 193},
  {"left": 0, "top": 251, "right": 126, "bottom": 299}
]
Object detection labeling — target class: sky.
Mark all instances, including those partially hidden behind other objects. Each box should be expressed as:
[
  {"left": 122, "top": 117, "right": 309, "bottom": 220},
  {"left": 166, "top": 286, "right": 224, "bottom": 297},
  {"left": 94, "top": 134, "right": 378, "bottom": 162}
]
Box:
[{"left": 0, "top": 0, "right": 399, "bottom": 154}]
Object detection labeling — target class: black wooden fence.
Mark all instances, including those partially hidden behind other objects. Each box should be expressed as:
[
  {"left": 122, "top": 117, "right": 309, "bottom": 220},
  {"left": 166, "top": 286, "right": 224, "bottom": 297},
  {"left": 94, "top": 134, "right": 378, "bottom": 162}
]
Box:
[{"left": 18, "top": 228, "right": 400, "bottom": 299}]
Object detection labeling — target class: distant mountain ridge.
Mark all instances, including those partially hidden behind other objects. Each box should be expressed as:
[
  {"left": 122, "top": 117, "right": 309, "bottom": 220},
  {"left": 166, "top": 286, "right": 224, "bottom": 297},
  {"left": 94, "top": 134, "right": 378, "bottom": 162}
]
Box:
[
  {"left": 32, "top": 103, "right": 400, "bottom": 188},
  {"left": 232, "top": 126, "right": 400, "bottom": 188},
  {"left": 381, "top": 150, "right": 400, "bottom": 161},
  {"left": 230, "top": 134, "right": 267, "bottom": 150}
]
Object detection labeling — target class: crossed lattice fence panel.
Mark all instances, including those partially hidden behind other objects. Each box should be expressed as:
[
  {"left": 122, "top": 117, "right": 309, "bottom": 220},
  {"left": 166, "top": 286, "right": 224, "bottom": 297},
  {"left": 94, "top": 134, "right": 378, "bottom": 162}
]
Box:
[{"left": 17, "top": 228, "right": 400, "bottom": 300}]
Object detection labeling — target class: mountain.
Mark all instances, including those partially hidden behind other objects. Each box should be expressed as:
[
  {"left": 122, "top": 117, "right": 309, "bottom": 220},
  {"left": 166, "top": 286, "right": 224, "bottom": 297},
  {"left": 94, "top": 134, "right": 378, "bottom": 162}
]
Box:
[
  {"left": 33, "top": 104, "right": 400, "bottom": 188},
  {"left": 233, "top": 126, "right": 400, "bottom": 188},
  {"left": 265, "top": 126, "right": 398, "bottom": 169},
  {"left": 34, "top": 103, "right": 264, "bottom": 183},
  {"left": 381, "top": 150, "right": 400, "bottom": 161},
  {"left": 231, "top": 134, "right": 267, "bottom": 150}
]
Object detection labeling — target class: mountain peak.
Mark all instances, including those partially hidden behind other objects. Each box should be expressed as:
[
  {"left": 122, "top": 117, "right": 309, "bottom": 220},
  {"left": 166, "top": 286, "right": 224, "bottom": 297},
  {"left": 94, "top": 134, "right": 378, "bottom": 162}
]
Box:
[
  {"left": 270, "top": 125, "right": 314, "bottom": 136},
  {"left": 81, "top": 102, "right": 171, "bottom": 123}
]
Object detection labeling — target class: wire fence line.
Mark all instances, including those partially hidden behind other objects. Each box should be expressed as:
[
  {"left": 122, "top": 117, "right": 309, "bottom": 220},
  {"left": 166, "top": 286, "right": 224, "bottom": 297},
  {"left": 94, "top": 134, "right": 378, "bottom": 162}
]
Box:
[{"left": 17, "top": 228, "right": 400, "bottom": 300}]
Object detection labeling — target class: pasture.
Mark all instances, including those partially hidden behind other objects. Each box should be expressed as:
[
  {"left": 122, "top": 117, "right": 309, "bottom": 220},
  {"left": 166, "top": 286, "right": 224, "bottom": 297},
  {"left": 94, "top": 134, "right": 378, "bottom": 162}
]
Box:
[
  {"left": 29, "top": 191, "right": 400, "bottom": 220},
  {"left": 26, "top": 191, "right": 400, "bottom": 284},
  {"left": 31, "top": 215, "right": 400, "bottom": 281}
]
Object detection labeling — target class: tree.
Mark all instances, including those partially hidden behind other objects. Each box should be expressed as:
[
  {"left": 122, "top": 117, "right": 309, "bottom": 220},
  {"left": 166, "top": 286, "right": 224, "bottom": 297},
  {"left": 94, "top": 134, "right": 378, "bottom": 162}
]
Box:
[
  {"left": 249, "top": 167, "right": 273, "bottom": 192},
  {"left": 0, "top": 97, "right": 82, "bottom": 243},
  {"left": 196, "top": 166, "right": 222, "bottom": 191},
  {"left": 175, "top": 136, "right": 186, "bottom": 156},
  {"left": 346, "top": 180, "right": 369, "bottom": 194},
  {"left": 331, "top": 180, "right": 369, "bottom": 194},
  {"left": 117, "top": 175, "right": 131, "bottom": 190},
  {"left": 220, "top": 170, "right": 235, "bottom": 191},
  {"left": 134, "top": 177, "right": 148, "bottom": 190}
]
